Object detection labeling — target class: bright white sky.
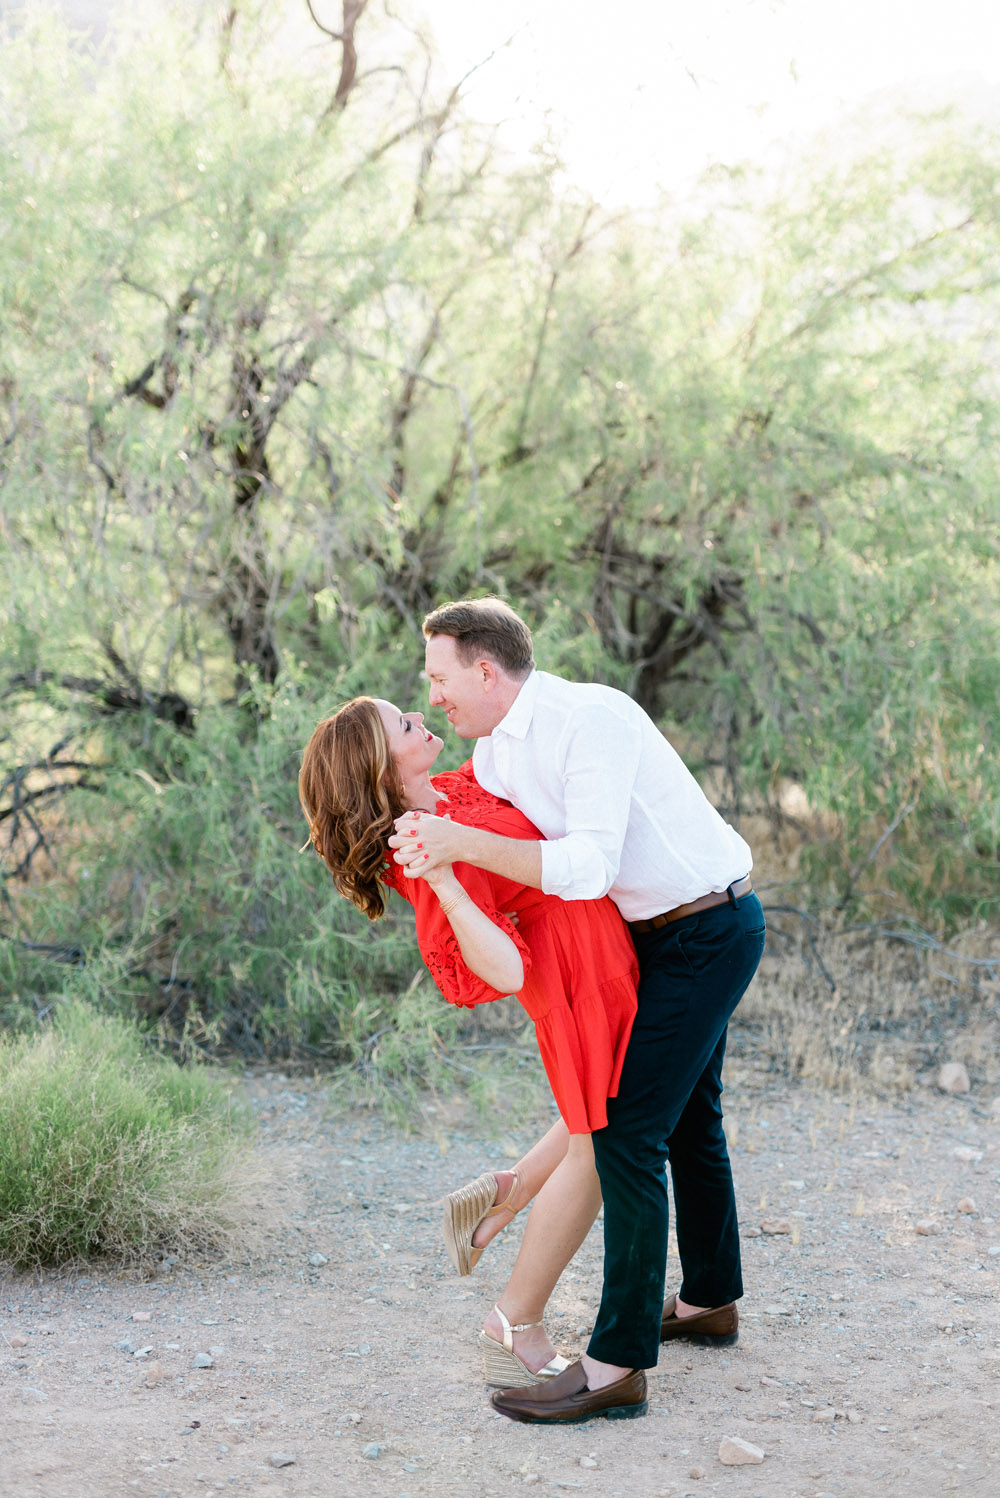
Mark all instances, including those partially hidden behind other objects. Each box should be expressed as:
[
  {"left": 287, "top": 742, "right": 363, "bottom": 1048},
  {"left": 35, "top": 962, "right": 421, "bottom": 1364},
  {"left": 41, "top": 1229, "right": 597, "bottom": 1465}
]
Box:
[{"left": 425, "top": 0, "right": 1000, "bottom": 203}]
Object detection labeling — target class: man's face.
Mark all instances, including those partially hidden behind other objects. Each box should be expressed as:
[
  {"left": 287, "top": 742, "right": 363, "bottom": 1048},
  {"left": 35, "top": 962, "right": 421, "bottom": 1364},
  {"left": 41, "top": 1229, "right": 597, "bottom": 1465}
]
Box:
[{"left": 424, "top": 633, "right": 504, "bottom": 739}]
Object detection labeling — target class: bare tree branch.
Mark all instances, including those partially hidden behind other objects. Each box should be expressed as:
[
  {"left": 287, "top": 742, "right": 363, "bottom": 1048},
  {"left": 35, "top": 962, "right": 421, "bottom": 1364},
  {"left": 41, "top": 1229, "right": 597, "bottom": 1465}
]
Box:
[
  {"left": 837, "top": 800, "right": 918, "bottom": 912},
  {"left": 773, "top": 214, "right": 977, "bottom": 351},
  {"left": 513, "top": 204, "right": 598, "bottom": 453},
  {"left": 309, "top": 0, "right": 370, "bottom": 119},
  {"left": 6, "top": 669, "right": 195, "bottom": 731}
]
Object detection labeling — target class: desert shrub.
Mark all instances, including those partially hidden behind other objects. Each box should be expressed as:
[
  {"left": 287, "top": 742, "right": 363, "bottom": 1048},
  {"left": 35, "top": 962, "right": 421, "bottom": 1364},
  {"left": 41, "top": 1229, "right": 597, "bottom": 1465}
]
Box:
[
  {"left": 0, "top": 1003, "right": 259, "bottom": 1269},
  {"left": 1, "top": 667, "right": 436, "bottom": 1061}
]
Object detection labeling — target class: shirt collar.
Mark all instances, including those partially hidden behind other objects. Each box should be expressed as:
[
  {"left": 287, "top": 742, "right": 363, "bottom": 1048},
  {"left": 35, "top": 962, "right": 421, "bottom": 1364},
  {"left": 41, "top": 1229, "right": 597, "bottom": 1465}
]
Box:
[{"left": 494, "top": 668, "right": 540, "bottom": 741}]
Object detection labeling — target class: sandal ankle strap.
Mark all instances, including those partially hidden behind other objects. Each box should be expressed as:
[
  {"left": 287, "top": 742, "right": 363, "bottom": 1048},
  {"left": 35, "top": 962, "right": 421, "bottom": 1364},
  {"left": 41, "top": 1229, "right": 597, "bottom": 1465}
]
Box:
[
  {"left": 484, "top": 1168, "right": 521, "bottom": 1220},
  {"left": 494, "top": 1303, "right": 542, "bottom": 1352}
]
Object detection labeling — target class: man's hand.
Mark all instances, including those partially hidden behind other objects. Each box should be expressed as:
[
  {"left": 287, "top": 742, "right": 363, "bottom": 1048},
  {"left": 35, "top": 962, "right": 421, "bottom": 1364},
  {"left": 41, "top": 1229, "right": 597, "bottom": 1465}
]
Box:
[{"left": 389, "top": 811, "right": 467, "bottom": 877}]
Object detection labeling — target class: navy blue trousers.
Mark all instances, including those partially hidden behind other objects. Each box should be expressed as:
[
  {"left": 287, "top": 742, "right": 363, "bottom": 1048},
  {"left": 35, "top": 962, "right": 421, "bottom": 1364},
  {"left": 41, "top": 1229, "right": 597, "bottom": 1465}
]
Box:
[{"left": 588, "top": 889, "right": 765, "bottom": 1369}]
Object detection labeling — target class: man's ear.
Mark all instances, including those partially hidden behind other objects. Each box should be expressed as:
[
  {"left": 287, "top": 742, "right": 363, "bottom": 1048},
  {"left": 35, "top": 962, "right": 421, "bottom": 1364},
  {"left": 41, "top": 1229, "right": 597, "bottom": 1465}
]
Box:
[{"left": 478, "top": 658, "right": 497, "bottom": 692}]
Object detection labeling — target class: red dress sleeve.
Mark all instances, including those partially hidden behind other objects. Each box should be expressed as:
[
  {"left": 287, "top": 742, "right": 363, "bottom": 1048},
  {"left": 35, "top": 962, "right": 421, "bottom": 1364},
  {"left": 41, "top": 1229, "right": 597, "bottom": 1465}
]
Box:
[{"left": 382, "top": 857, "right": 532, "bottom": 1009}]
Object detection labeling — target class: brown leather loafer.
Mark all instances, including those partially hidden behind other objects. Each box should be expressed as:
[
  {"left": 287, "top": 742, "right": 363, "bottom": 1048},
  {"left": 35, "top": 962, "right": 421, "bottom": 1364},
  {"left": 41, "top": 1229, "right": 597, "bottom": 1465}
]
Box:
[
  {"left": 491, "top": 1360, "right": 648, "bottom": 1424},
  {"left": 660, "top": 1294, "right": 739, "bottom": 1346}
]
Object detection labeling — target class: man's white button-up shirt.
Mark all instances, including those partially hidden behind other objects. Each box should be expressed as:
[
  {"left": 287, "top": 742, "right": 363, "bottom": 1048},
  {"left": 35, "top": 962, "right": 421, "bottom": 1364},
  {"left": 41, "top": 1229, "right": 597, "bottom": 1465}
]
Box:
[{"left": 472, "top": 670, "right": 752, "bottom": 923}]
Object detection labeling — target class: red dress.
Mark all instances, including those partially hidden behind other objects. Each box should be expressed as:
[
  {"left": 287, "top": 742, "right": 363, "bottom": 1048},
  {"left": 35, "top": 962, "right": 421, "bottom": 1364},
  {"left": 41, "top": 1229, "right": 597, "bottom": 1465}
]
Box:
[{"left": 381, "top": 763, "right": 638, "bottom": 1134}]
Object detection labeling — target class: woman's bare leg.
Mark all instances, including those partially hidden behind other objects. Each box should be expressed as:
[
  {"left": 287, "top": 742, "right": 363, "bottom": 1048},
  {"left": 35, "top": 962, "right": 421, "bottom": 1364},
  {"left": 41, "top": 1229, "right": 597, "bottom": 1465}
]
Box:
[
  {"left": 471, "top": 1117, "right": 571, "bottom": 1253},
  {"left": 483, "top": 1132, "right": 602, "bottom": 1372}
]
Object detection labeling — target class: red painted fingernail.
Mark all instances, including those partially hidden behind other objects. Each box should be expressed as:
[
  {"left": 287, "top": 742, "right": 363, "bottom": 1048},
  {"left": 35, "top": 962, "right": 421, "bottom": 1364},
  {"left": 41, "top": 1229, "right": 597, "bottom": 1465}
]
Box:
[
  {"left": 423, "top": 853, "right": 429, "bottom": 860},
  {"left": 416, "top": 843, "right": 423, "bottom": 849}
]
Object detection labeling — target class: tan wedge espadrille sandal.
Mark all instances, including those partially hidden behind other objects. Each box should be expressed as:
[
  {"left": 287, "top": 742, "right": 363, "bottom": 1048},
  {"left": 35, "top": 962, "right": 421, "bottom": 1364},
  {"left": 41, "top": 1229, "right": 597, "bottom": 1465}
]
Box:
[
  {"left": 442, "top": 1170, "right": 520, "bottom": 1276},
  {"left": 477, "top": 1304, "right": 571, "bottom": 1387}
]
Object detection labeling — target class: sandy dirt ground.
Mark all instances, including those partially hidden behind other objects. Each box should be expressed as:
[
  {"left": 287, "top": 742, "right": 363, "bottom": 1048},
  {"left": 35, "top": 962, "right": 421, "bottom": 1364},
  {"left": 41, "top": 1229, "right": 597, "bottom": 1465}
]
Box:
[{"left": 4, "top": 1064, "right": 999, "bottom": 1498}]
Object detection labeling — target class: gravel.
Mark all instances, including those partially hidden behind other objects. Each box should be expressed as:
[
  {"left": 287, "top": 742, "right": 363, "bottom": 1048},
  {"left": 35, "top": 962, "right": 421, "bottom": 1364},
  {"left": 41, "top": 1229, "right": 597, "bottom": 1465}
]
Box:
[{"left": 3, "top": 1064, "right": 999, "bottom": 1496}]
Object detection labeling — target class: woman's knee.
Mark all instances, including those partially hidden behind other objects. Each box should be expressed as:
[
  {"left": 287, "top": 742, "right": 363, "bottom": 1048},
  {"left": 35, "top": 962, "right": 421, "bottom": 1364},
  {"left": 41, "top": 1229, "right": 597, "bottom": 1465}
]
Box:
[{"left": 566, "top": 1132, "right": 595, "bottom": 1165}]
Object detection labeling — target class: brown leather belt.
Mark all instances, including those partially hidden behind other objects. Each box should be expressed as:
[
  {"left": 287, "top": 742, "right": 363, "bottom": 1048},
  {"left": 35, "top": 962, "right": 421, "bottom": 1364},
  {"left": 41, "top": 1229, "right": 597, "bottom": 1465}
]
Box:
[{"left": 628, "top": 875, "right": 753, "bottom": 933}]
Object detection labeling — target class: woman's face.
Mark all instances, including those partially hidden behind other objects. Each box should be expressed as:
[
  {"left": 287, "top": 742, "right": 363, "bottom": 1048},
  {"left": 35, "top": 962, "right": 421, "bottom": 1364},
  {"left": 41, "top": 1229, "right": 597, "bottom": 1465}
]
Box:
[{"left": 374, "top": 699, "right": 443, "bottom": 788}]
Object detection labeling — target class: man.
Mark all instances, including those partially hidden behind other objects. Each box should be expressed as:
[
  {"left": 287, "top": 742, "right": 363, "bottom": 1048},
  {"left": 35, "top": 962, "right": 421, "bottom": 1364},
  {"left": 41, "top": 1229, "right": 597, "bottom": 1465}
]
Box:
[{"left": 389, "top": 597, "right": 765, "bottom": 1424}]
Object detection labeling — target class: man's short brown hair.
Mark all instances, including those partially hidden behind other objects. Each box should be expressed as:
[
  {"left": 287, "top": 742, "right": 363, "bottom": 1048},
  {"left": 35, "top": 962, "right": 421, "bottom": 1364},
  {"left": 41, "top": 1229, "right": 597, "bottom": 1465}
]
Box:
[{"left": 422, "top": 597, "right": 535, "bottom": 676}]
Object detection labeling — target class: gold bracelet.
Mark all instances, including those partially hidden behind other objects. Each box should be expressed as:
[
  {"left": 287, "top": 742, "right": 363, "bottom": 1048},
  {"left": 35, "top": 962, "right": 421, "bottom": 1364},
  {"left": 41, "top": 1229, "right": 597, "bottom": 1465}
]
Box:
[{"left": 438, "top": 893, "right": 471, "bottom": 917}]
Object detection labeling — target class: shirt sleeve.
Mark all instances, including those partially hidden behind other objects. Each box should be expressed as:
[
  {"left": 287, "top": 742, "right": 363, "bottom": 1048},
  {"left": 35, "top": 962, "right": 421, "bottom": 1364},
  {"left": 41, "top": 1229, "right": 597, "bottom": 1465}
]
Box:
[
  {"left": 538, "top": 702, "right": 642, "bottom": 901},
  {"left": 409, "top": 863, "right": 533, "bottom": 1010}
]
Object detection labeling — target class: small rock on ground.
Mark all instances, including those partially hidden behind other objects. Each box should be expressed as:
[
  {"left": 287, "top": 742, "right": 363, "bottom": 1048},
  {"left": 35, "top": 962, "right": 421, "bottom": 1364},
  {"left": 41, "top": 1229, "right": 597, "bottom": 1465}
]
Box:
[
  {"left": 937, "top": 1061, "right": 970, "bottom": 1093},
  {"left": 718, "top": 1436, "right": 765, "bottom": 1466}
]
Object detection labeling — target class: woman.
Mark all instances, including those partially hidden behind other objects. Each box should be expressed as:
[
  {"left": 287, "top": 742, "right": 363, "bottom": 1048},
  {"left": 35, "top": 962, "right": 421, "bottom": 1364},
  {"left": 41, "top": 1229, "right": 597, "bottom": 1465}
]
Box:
[{"left": 299, "top": 697, "right": 639, "bottom": 1386}]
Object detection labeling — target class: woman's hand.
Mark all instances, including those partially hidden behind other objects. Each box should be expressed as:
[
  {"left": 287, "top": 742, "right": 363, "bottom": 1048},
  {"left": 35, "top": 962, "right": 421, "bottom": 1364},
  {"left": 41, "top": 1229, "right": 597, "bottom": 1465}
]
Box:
[
  {"left": 389, "top": 811, "right": 466, "bottom": 876},
  {"left": 418, "top": 863, "right": 460, "bottom": 896}
]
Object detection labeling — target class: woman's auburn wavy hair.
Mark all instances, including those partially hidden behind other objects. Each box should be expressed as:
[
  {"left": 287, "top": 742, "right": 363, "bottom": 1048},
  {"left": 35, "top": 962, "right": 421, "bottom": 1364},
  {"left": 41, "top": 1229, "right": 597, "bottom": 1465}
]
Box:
[{"left": 299, "top": 697, "right": 406, "bottom": 921}]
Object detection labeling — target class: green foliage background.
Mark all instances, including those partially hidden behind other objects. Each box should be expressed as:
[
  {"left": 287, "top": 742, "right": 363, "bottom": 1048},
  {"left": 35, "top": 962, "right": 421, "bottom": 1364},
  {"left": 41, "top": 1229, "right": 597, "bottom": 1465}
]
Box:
[{"left": 2, "top": 1, "right": 998, "bottom": 1065}]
